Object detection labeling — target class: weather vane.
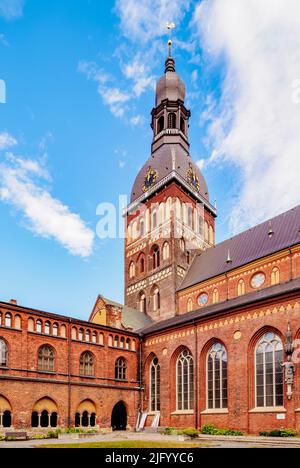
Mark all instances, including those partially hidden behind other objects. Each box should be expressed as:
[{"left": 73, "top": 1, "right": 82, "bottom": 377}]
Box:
[{"left": 166, "top": 22, "right": 176, "bottom": 55}]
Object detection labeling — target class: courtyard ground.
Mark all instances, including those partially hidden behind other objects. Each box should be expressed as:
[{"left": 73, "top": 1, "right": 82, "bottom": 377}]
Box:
[{"left": 1, "top": 432, "right": 300, "bottom": 449}]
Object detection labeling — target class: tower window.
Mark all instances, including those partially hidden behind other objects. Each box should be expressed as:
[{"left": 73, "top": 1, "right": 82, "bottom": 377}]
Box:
[
  {"left": 157, "top": 116, "right": 164, "bottom": 134},
  {"left": 152, "top": 246, "right": 160, "bottom": 269},
  {"left": 180, "top": 116, "right": 185, "bottom": 134},
  {"left": 168, "top": 113, "right": 176, "bottom": 129},
  {"left": 139, "top": 293, "right": 147, "bottom": 314}
]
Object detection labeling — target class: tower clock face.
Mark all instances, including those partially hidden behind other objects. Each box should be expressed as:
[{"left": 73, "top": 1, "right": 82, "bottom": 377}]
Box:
[
  {"left": 187, "top": 164, "right": 201, "bottom": 193},
  {"left": 142, "top": 167, "right": 158, "bottom": 193}
]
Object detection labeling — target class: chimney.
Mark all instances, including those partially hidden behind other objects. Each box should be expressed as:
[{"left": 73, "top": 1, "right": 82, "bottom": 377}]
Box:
[{"left": 10, "top": 299, "right": 17, "bottom": 305}]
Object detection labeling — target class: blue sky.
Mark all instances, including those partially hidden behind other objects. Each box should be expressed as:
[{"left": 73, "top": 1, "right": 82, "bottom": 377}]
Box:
[{"left": 0, "top": 0, "right": 300, "bottom": 319}]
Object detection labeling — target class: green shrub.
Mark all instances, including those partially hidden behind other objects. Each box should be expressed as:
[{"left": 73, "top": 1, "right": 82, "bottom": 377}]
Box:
[
  {"left": 201, "top": 424, "right": 243, "bottom": 437},
  {"left": 163, "top": 427, "right": 177, "bottom": 435},
  {"left": 260, "top": 429, "right": 297, "bottom": 438},
  {"left": 32, "top": 434, "right": 47, "bottom": 440},
  {"left": 47, "top": 431, "right": 58, "bottom": 439},
  {"left": 180, "top": 428, "right": 199, "bottom": 439}
]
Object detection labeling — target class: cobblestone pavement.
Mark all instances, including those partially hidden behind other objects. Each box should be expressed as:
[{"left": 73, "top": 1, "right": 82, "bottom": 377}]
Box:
[{"left": 1, "top": 432, "right": 300, "bottom": 449}]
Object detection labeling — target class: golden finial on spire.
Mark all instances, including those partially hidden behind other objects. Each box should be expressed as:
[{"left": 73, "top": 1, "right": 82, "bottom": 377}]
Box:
[{"left": 166, "top": 22, "right": 176, "bottom": 56}]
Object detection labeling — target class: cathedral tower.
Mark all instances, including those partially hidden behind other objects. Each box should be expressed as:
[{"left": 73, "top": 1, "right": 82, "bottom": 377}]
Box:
[{"left": 124, "top": 41, "right": 217, "bottom": 322}]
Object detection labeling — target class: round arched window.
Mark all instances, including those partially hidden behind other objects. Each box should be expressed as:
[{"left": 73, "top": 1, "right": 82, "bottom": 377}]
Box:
[
  {"left": 251, "top": 272, "right": 266, "bottom": 289},
  {"left": 198, "top": 293, "right": 208, "bottom": 306}
]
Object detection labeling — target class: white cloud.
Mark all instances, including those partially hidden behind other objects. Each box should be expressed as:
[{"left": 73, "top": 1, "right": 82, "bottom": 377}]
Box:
[
  {"left": 130, "top": 115, "right": 144, "bottom": 126},
  {"left": 194, "top": 0, "right": 300, "bottom": 233},
  {"left": 116, "top": 0, "right": 191, "bottom": 43},
  {"left": 0, "top": 137, "right": 94, "bottom": 258},
  {"left": 0, "top": 0, "right": 24, "bottom": 20},
  {"left": 78, "top": 61, "right": 130, "bottom": 118},
  {"left": 0, "top": 132, "right": 17, "bottom": 150},
  {"left": 0, "top": 33, "right": 9, "bottom": 46},
  {"left": 123, "top": 57, "right": 156, "bottom": 96}
]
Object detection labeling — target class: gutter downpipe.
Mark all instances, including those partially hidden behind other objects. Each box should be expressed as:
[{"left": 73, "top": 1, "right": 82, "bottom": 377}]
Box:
[
  {"left": 67, "top": 318, "right": 72, "bottom": 428},
  {"left": 193, "top": 319, "right": 199, "bottom": 430}
]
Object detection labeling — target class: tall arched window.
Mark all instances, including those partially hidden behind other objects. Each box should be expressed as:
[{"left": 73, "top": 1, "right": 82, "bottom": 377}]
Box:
[
  {"left": 187, "top": 298, "right": 193, "bottom": 312},
  {"left": 140, "top": 256, "right": 145, "bottom": 274},
  {"left": 162, "top": 242, "right": 170, "bottom": 261},
  {"left": 157, "top": 115, "right": 164, "bottom": 133},
  {"left": 212, "top": 289, "right": 219, "bottom": 304},
  {"left": 0, "top": 339, "right": 8, "bottom": 367},
  {"left": 150, "top": 357, "right": 161, "bottom": 412},
  {"left": 140, "top": 219, "right": 145, "bottom": 237},
  {"left": 255, "top": 332, "right": 283, "bottom": 408},
  {"left": 237, "top": 279, "right": 246, "bottom": 297},
  {"left": 139, "top": 293, "right": 147, "bottom": 313},
  {"left": 209, "top": 226, "right": 214, "bottom": 244},
  {"left": 180, "top": 116, "right": 185, "bottom": 134},
  {"left": 5, "top": 313, "right": 12, "bottom": 328},
  {"left": 38, "top": 345, "right": 55, "bottom": 373},
  {"left": 168, "top": 112, "right": 176, "bottom": 129},
  {"left": 80, "top": 352, "right": 94, "bottom": 377},
  {"left": 176, "top": 349, "right": 194, "bottom": 411},
  {"left": 53, "top": 323, "right": 58, "bottom": 337},
  {"left": 36, "top": 320, "right": 42, "bottom": 334},
  {"left": 152, "top": 287, "right": 160, "bottom": 312},
  {"left": 187, "top": 206, "right": 193, "bottom": 228},
  {"left": 115, "top": 358, "right": 127, "bottom": 381},
  {"left": 152, "top": 246, "right": 160, "bottom": 270},
  {"left": 45, "top": 322, "right": 51, "bottom": 335},
  {"left": 129, "top": 262, "right": 135, "bottom": 279},
  {"left": 204, "top": 222, "right": 209, "bottom": 242},
  {"left": 199, "top": 216, "right": 204, "bottom": 236},
  {"left": 271, "top": 267, "right": 280, "bottom": 286},
  {"left": 207, "top": 343, "right": 228, "bottom": 410},
  {"left": 152, "top": 211, "right": 158, "bottom": 230},
  {"left": 78, "top": 329, "right": 84, "bottom": 341}
]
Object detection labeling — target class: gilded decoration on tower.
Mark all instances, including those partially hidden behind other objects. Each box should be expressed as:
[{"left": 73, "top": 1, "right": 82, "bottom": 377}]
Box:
[
  {"left": 187, "top": 163, "right": 201, "bottom": 193},
  {"left": 142, "top": 167, "right": 158, "bottom": 193}
]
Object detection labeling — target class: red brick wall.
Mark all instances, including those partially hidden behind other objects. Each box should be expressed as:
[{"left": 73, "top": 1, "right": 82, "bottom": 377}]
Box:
[
  {"left": 0, "top": 305, "right": 140, "bottom": 430},
  {"left": 142, "top": 293, "right": 300, "bottom": 434},
  {"left": 178, "top": 249, "right": 300, "bottom": 315}
]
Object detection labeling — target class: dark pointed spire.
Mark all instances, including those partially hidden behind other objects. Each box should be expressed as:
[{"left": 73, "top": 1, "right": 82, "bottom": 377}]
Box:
[{"left": 165, "top": 40, "right": 175, "bottom": 73}]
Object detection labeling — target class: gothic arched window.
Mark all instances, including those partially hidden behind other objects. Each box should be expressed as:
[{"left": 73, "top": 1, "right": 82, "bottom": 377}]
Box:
[
  {"left": 180, "top": 116, "right": 185, "bottom": 134},
  {"left": 238, "top": 279, "right": 246, "bottom": 297},
  {"left": 207, "top": 343, "right": 228, "bottom": 410},
  {"left": 140, "top": 256, "right": 145, "bottom": 274},
  {"left": 0, "top": 339, "right": 8, "bottom": 367},
  {"left": 157, "top": 115, "right": 164, "bottom": 134},
  {"left": 150, "top": 357, "right": 161, "bottom": 412},
  {"left": 271, "top": 267, "right": 280, "bottom": 286},
  {"left": 255, "top": 332, "right": 283, "bottom": 408},
  {"left": 38, "top": 345, "right": 55, "bottom": 373},
  {"left": 187, "top": 298, "right": 193, "bottom": 313},
  {"left": 80, "top": 352, "right": 95, "bottom": 377},
  {"left": 152, "top": 287, "right": 160, "bottom": 312},
  {"left": 168, "top": 112, "right": 176, "bottom": 129},
  {"left": 115, "top": 358, "right": 127, "bottom": 381},
  {"left": 162, "top": 242, "right": 170, "bottom": 261},
  {"left": 176, "top": 349, "right": 194, "bottom": 411},
  {"left": 152, "top": 246, "right": 160, "bottom": 270},
  {"left": 212, "top": 289, "right": 219, "bottom": 304},
  {"left": 139, "top": 292, "right": 147, "bottom": 314}
]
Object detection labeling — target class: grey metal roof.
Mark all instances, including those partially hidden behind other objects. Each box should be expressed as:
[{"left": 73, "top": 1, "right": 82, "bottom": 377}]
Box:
[
  {"left": 130, "top": 144, "right": 209, "bottom": 203},
  {"left": 179, "top": 205, "right": 300, "bottom": 292},
  {"left": 103, "top": 298, "right": 153, "bottom": 331},
  {"left": 140, "top": 277, "right": 300, "bottom": 336}
]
